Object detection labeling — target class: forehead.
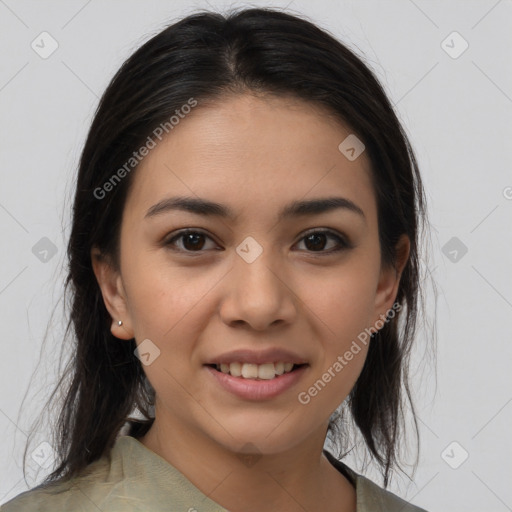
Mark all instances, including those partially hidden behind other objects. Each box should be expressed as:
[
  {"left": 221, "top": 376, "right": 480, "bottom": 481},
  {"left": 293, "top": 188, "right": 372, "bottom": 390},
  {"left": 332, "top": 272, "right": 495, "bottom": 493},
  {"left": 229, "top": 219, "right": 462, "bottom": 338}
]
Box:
[{"left": 123, "top": 93, "right": 376, "bottom": 224}]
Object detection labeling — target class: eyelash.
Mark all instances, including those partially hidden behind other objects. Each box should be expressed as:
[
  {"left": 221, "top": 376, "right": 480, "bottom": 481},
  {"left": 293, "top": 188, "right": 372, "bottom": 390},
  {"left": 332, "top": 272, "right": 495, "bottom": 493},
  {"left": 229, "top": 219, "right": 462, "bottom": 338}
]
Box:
[{"left": 163, "top": 228, "right": 351, "bottom": 256}]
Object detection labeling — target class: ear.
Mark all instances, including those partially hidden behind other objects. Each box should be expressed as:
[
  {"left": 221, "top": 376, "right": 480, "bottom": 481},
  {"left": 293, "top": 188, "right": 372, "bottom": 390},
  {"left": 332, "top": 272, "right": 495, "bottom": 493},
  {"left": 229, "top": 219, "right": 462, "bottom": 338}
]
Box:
[
  {"left": 91, "top": 247, "right": 134, "bottom": 340},
  {"left": 372, "top": 234, "right": 410, "bottom": 328}
]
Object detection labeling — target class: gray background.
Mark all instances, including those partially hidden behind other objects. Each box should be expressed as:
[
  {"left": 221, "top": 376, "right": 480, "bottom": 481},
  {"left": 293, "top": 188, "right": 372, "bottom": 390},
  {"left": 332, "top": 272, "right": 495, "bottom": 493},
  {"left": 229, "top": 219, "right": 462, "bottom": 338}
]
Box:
[{"left": 1, "top": 1, "right": 511, "bottom": 511}]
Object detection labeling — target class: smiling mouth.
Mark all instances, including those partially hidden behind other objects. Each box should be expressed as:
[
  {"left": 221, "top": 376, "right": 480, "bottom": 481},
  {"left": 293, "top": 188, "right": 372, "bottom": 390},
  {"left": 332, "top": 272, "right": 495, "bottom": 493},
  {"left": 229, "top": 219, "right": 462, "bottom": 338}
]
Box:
[{"left": 206, "top": 362, "right": 308, "bottom": 380}]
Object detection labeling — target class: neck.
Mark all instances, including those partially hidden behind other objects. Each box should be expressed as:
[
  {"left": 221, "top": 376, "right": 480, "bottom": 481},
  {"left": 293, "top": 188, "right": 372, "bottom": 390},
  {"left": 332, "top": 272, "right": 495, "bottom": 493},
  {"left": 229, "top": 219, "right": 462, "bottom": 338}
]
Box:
[{"left": 138, "top": 412, "right": 356, "bottom": 512}]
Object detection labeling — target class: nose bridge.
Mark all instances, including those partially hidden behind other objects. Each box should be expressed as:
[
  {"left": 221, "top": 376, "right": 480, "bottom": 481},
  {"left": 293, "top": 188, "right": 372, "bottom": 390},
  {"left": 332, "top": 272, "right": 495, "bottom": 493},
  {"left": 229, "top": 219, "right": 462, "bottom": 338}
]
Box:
[{"left": 220, "top": 241, "right": 296, "bottom": 330}]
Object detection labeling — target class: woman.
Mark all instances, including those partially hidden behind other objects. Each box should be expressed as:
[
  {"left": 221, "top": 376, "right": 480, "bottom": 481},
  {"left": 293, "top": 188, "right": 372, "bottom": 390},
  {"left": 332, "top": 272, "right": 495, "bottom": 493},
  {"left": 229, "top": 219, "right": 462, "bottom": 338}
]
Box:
[{"left": 3, "top": 7, "right": 431, "bottom": 511}]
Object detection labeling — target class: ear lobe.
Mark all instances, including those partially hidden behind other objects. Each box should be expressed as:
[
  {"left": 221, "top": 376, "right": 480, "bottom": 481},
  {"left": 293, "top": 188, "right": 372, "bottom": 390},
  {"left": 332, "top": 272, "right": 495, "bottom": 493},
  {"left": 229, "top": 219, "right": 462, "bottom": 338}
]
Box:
[
  {"left": 373, "top": 234, "right": 410, "bottom": 321},
  {"left": 91, "top": 247, "right": 134, "bottom": 340}
]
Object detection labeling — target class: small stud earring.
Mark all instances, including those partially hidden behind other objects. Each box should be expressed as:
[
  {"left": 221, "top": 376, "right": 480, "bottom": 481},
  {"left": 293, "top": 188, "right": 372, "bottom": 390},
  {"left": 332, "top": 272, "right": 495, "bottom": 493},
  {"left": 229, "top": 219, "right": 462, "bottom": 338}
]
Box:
[{"left": 118, "top": 320, "right": 123, "bottom": 326}]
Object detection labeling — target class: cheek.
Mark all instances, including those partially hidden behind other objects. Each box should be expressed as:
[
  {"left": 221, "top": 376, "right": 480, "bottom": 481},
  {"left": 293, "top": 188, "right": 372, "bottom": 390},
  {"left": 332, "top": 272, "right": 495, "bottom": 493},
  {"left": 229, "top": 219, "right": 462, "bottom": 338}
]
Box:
[
  {"left": 122, "top": 249, "right": 214, "bottom": 336},
  {"left": 307, "top": 258, "right": 380, "bottom": 343},
  {"left": 124, "top": 266, "right": 214, "bottom": 402},
  {"left": 298, "top": 276, "right": 373, "bottom": 413},
  {"left": 297, "top": 254, "right": 378, "bottom": 401}
]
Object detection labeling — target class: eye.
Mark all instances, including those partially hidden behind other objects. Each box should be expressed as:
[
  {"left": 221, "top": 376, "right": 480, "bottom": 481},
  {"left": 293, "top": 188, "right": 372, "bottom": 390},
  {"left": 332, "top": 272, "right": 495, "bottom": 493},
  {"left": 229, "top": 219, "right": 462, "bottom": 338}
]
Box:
[
  {"left": 294, "top": 229, "right": 350, "bottom": 254},
  {"left": 164, "top": 229, "right": 218, "bottom": 253},
  {"left": 164, "top": 228, "right": 351, "bottom": 255}
]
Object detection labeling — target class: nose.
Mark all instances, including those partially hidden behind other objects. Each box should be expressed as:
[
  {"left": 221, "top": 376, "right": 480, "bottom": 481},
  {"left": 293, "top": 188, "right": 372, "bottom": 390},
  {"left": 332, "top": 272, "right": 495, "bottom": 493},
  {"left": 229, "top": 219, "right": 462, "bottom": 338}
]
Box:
[{"left": 218, "top": 249, "right": 298, "bottom": 332}]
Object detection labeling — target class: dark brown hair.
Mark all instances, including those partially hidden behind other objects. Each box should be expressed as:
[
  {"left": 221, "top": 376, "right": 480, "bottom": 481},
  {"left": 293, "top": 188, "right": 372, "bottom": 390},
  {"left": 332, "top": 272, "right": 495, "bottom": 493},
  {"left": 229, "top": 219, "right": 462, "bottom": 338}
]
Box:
[{"left": 23, "top": 6, "right": 432, "bottom": 489}]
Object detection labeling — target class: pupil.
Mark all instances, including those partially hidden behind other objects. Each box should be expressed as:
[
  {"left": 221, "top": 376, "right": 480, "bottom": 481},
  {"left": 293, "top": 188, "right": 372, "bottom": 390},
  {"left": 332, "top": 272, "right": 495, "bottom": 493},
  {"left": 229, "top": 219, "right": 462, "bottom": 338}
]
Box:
[
  {"left": 184, "top": 233, "right": 204, "bottom": 250},
  {"left": 305, "top": 233, "right": 326, "bottom": 251}
]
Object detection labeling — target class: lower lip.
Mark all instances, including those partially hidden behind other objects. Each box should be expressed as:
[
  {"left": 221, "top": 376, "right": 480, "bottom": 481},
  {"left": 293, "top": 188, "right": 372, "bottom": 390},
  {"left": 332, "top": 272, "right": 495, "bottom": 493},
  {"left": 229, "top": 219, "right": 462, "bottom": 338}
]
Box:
[{"left": 205, "top": 365, "right": 308, "bottom": 401}]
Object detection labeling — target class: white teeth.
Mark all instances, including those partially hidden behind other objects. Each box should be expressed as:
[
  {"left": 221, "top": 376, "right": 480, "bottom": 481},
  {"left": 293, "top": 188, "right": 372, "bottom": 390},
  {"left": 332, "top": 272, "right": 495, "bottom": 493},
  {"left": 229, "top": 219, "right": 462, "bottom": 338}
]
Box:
[
  {"left": 258, "top": 363, "right": 276, "bottom": 380},
  {"left": 215, "top": 361, "right": 299, "bottom": 379},
  {"left": 241, "top": 363, "right": 258, "bottom": 379},
  {"left": 274, "top": 362, "right": 284, "bottom": 375},
  {"left": 229, "top": 362, "right": 242, "bottom": 377}
]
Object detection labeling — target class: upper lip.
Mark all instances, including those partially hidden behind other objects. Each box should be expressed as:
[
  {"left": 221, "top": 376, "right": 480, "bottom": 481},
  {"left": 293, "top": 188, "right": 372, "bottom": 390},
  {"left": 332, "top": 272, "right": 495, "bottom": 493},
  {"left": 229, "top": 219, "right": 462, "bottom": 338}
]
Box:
[{"left": 205, "top": 348, "right": 308, "bottom": 365}]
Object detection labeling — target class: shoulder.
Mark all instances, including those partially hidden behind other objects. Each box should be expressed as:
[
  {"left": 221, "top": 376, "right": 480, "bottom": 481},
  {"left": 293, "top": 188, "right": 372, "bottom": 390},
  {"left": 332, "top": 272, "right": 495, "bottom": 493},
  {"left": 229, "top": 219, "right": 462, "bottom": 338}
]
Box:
[
  {"left": 323, "top": 450, "right": 429, "bottom": 512},
  {"left": 1, "top": 435, "right": 225, "bottom": 512},
  {"left": 355, "top": 474, "right": 429, "bottom": 512},
  {"left": 1, "top": 443, "right": 122, "bottom": 512},
  {"left": 0, "top": 477, "right": 102, "bottom": 512}
]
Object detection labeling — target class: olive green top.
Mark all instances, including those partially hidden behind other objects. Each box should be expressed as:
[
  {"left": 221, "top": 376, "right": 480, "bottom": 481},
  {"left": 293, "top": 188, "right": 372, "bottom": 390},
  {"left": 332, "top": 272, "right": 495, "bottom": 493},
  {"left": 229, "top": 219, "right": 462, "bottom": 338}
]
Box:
[{"left": 1, "top": 436, "right": 428, "bottom": 511}]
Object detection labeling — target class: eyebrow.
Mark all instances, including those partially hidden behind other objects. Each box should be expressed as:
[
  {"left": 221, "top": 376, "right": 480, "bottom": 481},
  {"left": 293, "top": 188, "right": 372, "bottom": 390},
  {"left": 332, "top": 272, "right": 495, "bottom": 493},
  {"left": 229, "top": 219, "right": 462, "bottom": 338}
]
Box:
[{"left": 145, "top": 196, "right": 365, "bottom": 222}]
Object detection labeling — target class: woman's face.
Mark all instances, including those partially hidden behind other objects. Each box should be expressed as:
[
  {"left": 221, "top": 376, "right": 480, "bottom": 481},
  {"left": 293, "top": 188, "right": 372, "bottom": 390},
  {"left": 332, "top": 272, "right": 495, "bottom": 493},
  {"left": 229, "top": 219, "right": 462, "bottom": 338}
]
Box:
[{"left": 93, "top": 93, "right": 407, "bottom": 455}]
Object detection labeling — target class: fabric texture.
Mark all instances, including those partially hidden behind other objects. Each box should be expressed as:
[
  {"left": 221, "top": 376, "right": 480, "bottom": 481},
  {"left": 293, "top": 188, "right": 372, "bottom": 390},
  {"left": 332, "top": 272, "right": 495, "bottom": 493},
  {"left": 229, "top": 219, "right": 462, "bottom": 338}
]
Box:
[{"left": 1, "top": 436, "right": 428, "bottom": 511}]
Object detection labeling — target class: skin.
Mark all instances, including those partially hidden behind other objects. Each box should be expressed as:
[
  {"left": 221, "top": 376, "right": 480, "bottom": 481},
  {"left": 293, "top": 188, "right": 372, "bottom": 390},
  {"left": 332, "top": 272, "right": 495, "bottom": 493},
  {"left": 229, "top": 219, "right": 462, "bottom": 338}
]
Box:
[{"left": 92, "top": 93, "right": 409, "bottom": 512}]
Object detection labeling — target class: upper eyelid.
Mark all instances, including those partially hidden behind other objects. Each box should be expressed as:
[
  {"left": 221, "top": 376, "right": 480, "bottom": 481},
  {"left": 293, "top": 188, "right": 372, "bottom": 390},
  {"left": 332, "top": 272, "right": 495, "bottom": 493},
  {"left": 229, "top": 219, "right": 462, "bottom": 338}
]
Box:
[{"left": 165, "top": 228, "right": 349, "bottom": 250}]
